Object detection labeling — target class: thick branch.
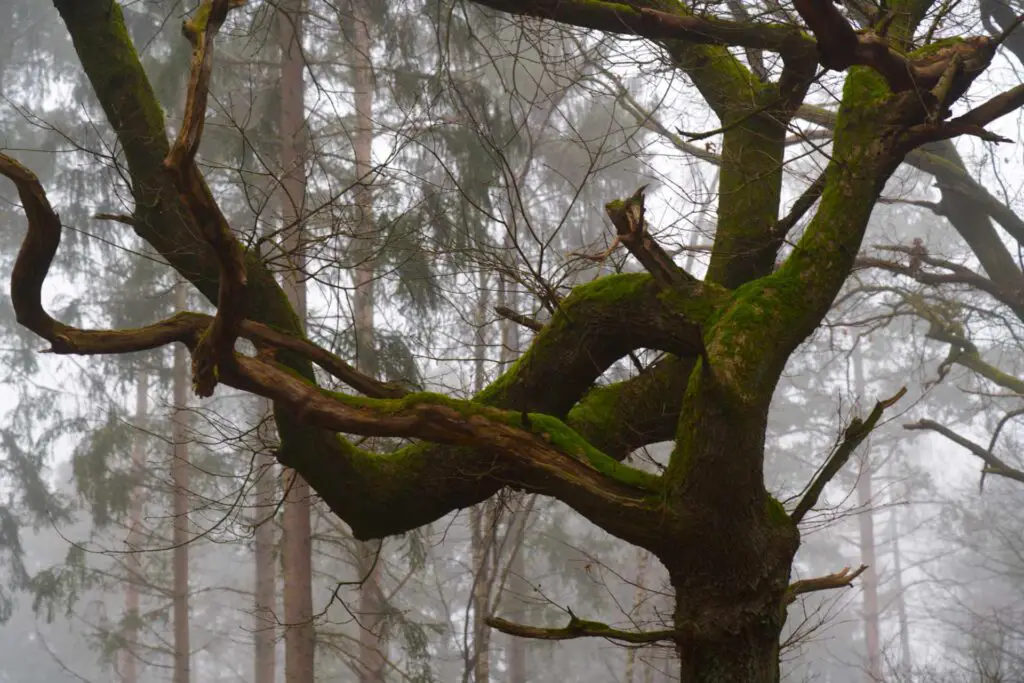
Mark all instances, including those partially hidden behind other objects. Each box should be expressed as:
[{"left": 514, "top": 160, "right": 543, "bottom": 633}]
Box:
[
  {"left": 568, "top": 354, "right": 696, "bottom": 460},
  {"left": 468, "top": 0, "right": 813, "bottom": 57},
  {"left": 905, "top": 420, "right": 1024, "bottom": 485},
  {"left": 486, "top": 613, "right": 678, "bottom": 644},
  {"left": 792, "top": 388, "right": 906, "bottom": 524},
  {"left": 163, "top": 0, "right": 248, "bottom": 397}
]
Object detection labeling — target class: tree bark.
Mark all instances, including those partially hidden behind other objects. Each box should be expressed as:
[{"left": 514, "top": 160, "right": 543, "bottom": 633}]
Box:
[
  {"left": 172, "top": 283, "right": 191, "bottom": 683},
  {"left": 277, "top": 2, "right": 315, "bottom": 682}
]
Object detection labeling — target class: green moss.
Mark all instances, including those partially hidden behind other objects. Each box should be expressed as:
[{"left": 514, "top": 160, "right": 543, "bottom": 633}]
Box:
[
  {"left": 478, "top": 272, "right": 653, "bottom": 405},
  {"left": 657, "top": 281, "right": 727, "bottom": 325},
  {"left": 908, "top": 36, "right": 966, "bottom": 60},
  {"left": 519, "top": 413, "right": 664, "bottom": 493},
  {"left": 566, "top": 383, "right": 623, "bottom": 450},
  {"left": 765, "top": 495, "right": 790, "bottom": 526}
]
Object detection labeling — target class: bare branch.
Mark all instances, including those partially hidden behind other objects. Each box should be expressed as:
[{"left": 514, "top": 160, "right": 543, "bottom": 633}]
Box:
[
  {"left": 772, "top": 171, "right": 826, "bottom": 241},
  {"left": 495, "top": 306, "right": 543, "bottom": 332},
  {"left": 905, "top": 419, "right": 1024, "bottom": 485},
  {"left": 786, "top": 565, "right": 869, "bottom": 604}
]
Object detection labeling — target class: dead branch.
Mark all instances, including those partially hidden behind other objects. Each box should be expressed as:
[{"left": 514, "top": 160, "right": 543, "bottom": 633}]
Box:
[
  {"left": 786, "top": 565, "right": 868, "bottom": 604},
  {"left": 603, "top": 186, "right": 695, "bottom": 287}
]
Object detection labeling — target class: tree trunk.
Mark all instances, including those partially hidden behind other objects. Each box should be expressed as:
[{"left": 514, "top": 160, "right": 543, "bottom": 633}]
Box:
[
  {"left": 277, "top": 2, "right": 315, "bottom": 682},
  {"left": 172, "top": 282, "right": 191, "bottom": 683},
  {"left": 853, "top": 349, "right": 882, "bottom": 683},
  {"left": 121, "top": 371, "right": 147, "bottom": 683},
  {"left": 349, "top": 1, "right": 385, "bottom": 679},
  {"left": 667, "top": 375, "right": 799, "bottom": 683}
]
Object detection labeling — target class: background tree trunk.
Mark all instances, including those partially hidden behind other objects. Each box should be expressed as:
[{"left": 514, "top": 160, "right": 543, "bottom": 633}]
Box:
[
  {"left": 470, "top": 272, "right": 492, "bottom": 683},
  {"left": 121, "top": 371, "right": 148, "bottom": 683},
  {"left": 254, "top": 410, "right": 278, "bottom": 683},
  {"left": 349, "top": 1, "right": 385, "bottom": 679},
  {"left": 853, "top": 349, "right": 882, "bottom": 683},
  {"left": 172, "top": 282, "right": 191, "bottom": 683},
  {"left": 278, "top": 1, "right": 315, "bottom": 681}
]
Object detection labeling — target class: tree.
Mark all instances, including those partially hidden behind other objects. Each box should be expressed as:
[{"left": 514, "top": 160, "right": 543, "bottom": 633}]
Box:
[{"left": 6, "top": 0, "right": 1024, "bottom": 680}]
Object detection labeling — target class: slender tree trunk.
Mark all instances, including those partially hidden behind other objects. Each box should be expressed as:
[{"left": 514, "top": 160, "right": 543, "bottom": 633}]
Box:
[
  {"left": 349, "top": 2, "right": 385, "bottom": 679},
  {"left": 497, "top": 272, "right": 527, "bottom": 683},
  {"left": 625, "top": 549, "right": 651, "bottom": 683},
  {"left": 853, "top": 349, "right": 882, "bottom": 683},
  {"left": 277, "top": 2, "right": 315, "bottom": 682},
  {"left": 470, "top": 277, "right": 492, "bottom": 683},
  {"left": 888, "top": 462, "right": 911, "bottom": 679},
  {"left": 121, "top": 372, "right": 147, "bottom": 683},
  {"left": 254, "top": 416, "right": 278, "bottom": 683},
  {"left": 172, "top": 283, "right": 191, "bottom": 683}
]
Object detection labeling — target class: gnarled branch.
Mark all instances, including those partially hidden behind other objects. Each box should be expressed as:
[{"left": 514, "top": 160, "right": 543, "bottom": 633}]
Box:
[{"left": 164, "top": 0, "right": 248, "bottom": 397}]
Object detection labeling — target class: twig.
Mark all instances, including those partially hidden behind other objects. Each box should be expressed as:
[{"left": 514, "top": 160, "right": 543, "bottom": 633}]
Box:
[{"left": 495, "top": 306, "right": 543, "bottom": 332}]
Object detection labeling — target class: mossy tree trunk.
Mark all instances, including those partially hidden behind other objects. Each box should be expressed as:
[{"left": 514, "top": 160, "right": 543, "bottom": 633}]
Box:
[{"left": 11, "top": 1, "right": 1021, "bottom": 681}]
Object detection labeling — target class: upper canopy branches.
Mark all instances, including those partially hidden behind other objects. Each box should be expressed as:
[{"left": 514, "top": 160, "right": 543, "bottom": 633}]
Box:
[{"left": 471, "top": 0, "right": 1018, "bottom": 102}]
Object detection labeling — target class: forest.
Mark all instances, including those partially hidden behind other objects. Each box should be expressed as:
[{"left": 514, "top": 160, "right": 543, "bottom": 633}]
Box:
[{"left": 2, "top": 0, "right": 1024, "bottom": 681}]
